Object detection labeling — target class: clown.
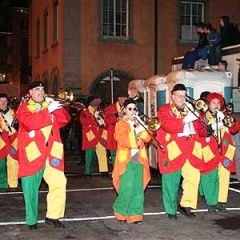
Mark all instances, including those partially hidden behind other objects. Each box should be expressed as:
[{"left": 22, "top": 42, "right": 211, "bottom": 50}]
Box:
[{"left": 199, "top": 92, "right": 239, "bottom": 212}]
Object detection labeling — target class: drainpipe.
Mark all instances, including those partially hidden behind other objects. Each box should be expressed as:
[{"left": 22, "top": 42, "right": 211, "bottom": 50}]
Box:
[{"left": 154, "top": 0, "right": 158, "bottom": 75}]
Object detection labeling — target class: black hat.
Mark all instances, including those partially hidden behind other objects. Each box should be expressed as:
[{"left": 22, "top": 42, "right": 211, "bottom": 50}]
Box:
[
  {"left": 123, "top": 98, "right": 136, "bottom": 107},
  {"left": 171, "top": 84, "right": 187, "bottom": 94},
  {"left": 0, "top": 93, "right": 8, "bottom": 99},
  {"left": 28, "top": 81, "right": 45, "bottom": 90}
]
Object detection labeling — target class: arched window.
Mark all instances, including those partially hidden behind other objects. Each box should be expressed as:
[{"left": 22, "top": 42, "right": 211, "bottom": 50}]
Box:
[{"left": 50, "top": 67, "right": 60, "bottom": 95}]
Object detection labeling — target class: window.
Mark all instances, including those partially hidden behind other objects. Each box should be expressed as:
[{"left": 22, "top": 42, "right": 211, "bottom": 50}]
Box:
[
  {"left": 179, "top": 0, "right": 205, "bottom": 42},
  {"left": 36, "top": 19, "right": 40, "bottom": 57},
  {"left": 43, "top": 9, "right": 48, "bottom": 51},
  {"left": 53, "top": 0, "right": 58, "bottom": 44},
  {"left": 101, "top": 0, "right": 129, "bottom": 40}
]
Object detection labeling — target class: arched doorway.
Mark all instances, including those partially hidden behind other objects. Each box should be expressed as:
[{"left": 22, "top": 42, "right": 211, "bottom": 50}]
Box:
[{"left": 92, "top": 69, "right": 133, "bottom": 104}]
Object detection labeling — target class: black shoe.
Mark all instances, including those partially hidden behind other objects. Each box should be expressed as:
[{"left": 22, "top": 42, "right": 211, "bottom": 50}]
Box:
[
  {"left": 177, "top": 205, "right": 195, "bottom": 218},
  {"left": 28, "top": 224, "right": 37, "bottom": 230},
  {"left": 101, "top": 172, "right": 110, "bottom": 179},
  {"left": 216, "top": 203, "right": 227, "bottom": 211},
  {"left": 168, "top": 214, "right": 177, "bottom": 220},
  {"left": 208, "top": 205, "right": 217, "bottom": 214},
  {"left": 45, "top": 217, "right": 65, "bottom": 228},
  {"left": 116, "top": 219, "right": 126, "bottom": 223},
  {"left": 133, "top": 221, "right": 142, "bottom": 225},
  {"left": 85, "top": 174, "right": 92, "bottom": 179}
]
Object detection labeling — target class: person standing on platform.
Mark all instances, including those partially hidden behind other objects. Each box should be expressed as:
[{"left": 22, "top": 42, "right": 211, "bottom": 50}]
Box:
[
  {"left": 0, "top": 93, "right": 19, "bottom": 190},
  {"left": 17, "top": 81, "right": 71, "bottom": 230},
  {"left": 112, "top": 98, "right": 151, "bottom": 224},
  {"left": 156, "top": 84, "right": 204, "bottom": 220}
]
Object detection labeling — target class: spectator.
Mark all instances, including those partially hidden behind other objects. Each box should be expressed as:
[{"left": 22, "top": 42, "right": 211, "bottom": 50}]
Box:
[
  {"left": 220, "top": 16, "right": 240, "bottom": 48},
  {"left": 182, "top": 22, "right": 208, "bottom": 69},
  {"left": 205, "top": 23, "right": 222, "bottom": 66},
  {"left": 218, "top": 60, "right": 228, "bottom": 71}
]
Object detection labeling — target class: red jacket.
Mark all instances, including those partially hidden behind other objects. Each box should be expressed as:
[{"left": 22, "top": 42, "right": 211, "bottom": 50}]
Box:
[
  {"left": 156, "top": 103, "right": 204, "bottom": 174},
  {"left": 198, "top": 111, "right": 239, "bottom": 173},
  {"left": 104, "top": 102, "right": 120, "bottom": 150},
  {"left": 79, "top": 106, "right": 100, "bottom": 150},
  {"left": 17, "top": 100, "right": 70, "bottom": 177}
]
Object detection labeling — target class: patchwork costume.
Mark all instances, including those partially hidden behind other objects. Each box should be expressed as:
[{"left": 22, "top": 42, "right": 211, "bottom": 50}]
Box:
[
  {"left": 157, "top": 103, "right": 203, "bottom": 216},
  {"left": 80, "top": 105, "right": 108, "bottom": 175},
  {"left": 17, "top": 99, "right": 70, "bottom": 226},
  {"left": 112, "top": 118, "right": 151, "bottom": 224},
  {"left": 0, "top": 107, "right": 18, "bottom": 189}
]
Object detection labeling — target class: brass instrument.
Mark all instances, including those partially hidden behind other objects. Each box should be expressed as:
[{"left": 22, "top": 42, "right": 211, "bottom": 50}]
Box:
[
  {"left": 133, "top": 112, "right": 164, "bottom": 152},
  {"left": 186, "top": 95, "right": 208, "bottom": 113},
  {"left": 222, "top": 103, "right": 236, "bottom": 128},
  {"left": 184, "top": 99, "right": 219, "bottom": 142},
  {"left": 46, "top": 88, "right": 85, "bottom": 110}
]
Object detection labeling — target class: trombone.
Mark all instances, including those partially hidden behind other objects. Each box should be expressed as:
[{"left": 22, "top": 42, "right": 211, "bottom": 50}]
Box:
[
  {"left": 184, "top": 96, "right": 219, "bottom": 142},
  {"left": 46, "top": 88, "right": 86, "bottom": 110},
  {"left": 133, "top": 112, "right": 165, "bottom": 152}
]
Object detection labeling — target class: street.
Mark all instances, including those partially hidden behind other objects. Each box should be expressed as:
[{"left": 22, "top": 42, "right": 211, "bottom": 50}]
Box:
[{"left": 0, "top": 152, "right": 240, "bottom": 240}]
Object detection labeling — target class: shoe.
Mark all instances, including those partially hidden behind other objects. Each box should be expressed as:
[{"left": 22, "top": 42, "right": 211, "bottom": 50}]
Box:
[
  {"left": 101, "top": 172, "right": 110, "bottom": 179},
  {"left": 45, "top": 217, "right": 65, "bottom": 228},
  {"left": 216, "top": 203, "right": 227, "bottom": 211},
  {"left": 85, "top": 174, "right": 92, "bottom": 178},
  {"left": 177, "top": 205, "right": 196, "bottom": 218},
  {"left": 28, "top": 224, "right": 37, "bottom": 230},
  {"left": 168, "top": 214, "right": 177, "bottom": 220},
  {"left": 133, "top": 221, "right": 142, "bottom": 225},
  {"left": 116, "top": 219, "right": 126, "bottom": 223},
  {"left": 207, "top": 205, "right": 217, "bottom": 214}
]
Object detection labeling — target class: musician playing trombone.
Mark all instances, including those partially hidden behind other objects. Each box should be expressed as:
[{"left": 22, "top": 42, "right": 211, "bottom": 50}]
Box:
[
  {"left": 199, "top": 92, "right": 239, "bottom": 212},
  {"left": 112, "top": 98, "right": 151, "bottom": 224},
  {"left": 16, "top": 81, "right": 71, "bottom": 229},
  {"left": 156, "top": 83, "right": 204, "bottom": 220}
]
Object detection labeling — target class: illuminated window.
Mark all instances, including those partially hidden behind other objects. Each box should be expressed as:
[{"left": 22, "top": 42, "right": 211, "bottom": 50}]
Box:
[
  {"left": 0, "top": 72, "right": 7, "bottom": 83},
  {"left": 101, "top": 0, "right": 129, "bottom": 40},
  {"left": 179, "top": 0, "right": 205, "bottom": 42}
]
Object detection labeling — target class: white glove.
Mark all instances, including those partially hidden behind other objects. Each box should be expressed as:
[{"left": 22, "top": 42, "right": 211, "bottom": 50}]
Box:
[
  {"left": 216, "top": 111, "right": 225, "bottom": 121},
  {"left": 211, "top": 121, "right": 224, "bottom": 131},
  {"left": 135, "top": 125, "right": 146, "bottom": 135},
  {"left": 45, "top": 97, "right": 55, "bottom": 104},
  {"left": 185, "top": 102, "right": 194, "bottom": 112},
  {"left": 48, "top": 101, "right": 62, "bottom": 113},
  {"left": 184, "top": 112, "right": 199, "bottom": 123}
]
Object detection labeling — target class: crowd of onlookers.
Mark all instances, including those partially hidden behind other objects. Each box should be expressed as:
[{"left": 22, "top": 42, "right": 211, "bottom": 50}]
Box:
[{"left": 182, "top": 15, "right": 240, "bottom": 70}]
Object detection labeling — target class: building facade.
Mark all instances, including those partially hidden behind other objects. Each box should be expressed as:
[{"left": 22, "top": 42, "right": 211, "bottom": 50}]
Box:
[{"left": 30, "top": 0, "right": 240, "bottom": 102}]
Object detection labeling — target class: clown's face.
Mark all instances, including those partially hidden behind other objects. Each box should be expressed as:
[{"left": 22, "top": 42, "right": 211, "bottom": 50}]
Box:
[{"left": 209, "top": 98, "right": 221, "bottom": 113}]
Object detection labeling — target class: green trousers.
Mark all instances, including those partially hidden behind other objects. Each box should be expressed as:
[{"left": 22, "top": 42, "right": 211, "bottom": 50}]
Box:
[
  {"left": 0, "top": 158, "right": 8, "bottom": 189},
  {"left": 200, "top": 168, "right": 219, "bottom": 206},
  {"left": 110, "top": 150, "right": 116, "bottom": 167},
  {"left": 162, "top": 170, "right": 181, "bottom": 215},
  {"left": 21, "top": 168, "right": 45, "bottom": 225},
  {"left": 113, "top": 161, "right": 144, "bottom": 217}
]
